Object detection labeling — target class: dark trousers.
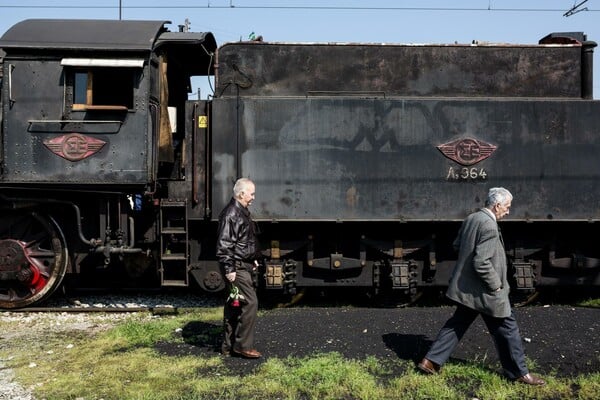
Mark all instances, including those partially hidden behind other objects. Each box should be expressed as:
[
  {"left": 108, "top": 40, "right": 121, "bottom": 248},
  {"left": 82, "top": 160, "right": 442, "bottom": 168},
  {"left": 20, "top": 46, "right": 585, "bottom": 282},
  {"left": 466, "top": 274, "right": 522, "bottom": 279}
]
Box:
[
  {"left": 425, "top": 303, "right": 529, "bottom": 379},
  {"left": 222, "top": 269, "right": 258, "bottom": 353}
]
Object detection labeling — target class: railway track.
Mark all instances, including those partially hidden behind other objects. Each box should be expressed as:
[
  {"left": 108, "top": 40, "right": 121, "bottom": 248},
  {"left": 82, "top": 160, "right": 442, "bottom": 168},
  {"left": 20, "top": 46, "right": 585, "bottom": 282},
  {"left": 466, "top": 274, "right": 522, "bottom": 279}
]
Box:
[
  {"left": 0, "top": 289, "right": 223, "bottom": 313},
  {"left": 0, "top": 285, "right": 593, "bottom": 313}
]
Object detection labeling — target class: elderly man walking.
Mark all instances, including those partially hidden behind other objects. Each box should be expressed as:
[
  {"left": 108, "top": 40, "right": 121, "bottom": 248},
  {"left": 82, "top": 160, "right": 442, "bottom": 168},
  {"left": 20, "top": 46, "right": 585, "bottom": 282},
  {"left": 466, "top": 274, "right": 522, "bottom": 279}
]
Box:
[
  {"left": 216, "top": 177, "right": 262, "bottom": 359},
  {"left": 418, "top": 187, "right": 545, "bottom": 386}
]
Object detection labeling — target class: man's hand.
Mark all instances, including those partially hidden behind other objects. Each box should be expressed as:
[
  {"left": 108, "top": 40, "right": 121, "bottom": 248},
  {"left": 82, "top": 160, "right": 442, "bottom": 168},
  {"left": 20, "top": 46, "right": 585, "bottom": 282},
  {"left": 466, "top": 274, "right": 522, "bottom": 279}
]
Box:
[{"left": 226, "top": 272, "right": 236, "bottom": 282}]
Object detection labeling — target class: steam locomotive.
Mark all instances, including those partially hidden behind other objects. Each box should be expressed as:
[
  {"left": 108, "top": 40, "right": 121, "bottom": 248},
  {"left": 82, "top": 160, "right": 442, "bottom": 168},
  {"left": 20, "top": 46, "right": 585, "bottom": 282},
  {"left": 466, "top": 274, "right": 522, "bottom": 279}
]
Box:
[{"left": 1, "top": 19, "right": 599, "bottom": 309}]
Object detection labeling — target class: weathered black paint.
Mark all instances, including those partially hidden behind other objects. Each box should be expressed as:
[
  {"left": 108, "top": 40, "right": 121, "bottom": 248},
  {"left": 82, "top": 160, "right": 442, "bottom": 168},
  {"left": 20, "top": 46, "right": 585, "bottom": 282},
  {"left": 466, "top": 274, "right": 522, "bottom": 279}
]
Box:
[
  {"left": 216, "top": 41, "right": 582, "bottom": 98},
  {"left": 211, "top": 95, "right": 600, "bottom": 222},
  {"left": 1, "top": 21, "right": 598, "bottom": 308}
]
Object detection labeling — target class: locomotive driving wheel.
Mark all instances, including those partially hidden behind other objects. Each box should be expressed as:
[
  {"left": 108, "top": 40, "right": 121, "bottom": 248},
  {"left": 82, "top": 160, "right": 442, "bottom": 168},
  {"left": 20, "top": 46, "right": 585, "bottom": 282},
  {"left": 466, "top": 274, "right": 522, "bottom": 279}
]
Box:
[
  {"left": 512, "top": 290, "right": 540, "bottom": 308},
  {"left": 0, "top": 211, "right": 68, "bottom": 309}
]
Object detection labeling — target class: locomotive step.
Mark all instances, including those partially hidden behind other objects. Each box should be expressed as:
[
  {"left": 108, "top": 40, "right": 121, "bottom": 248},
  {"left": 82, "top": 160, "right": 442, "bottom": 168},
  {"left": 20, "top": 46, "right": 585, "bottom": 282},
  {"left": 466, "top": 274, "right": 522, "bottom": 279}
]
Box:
[
  {"left": 161, "top": 253, "right": 187, "bottom": 261},
  {"left": 161, "top": 227, "right": 186, "bottom": 234},
  {"left": 160, "top": 200, "right": 187, "bottom": 207},
  {"left": 161, "top": 280, "right": 189, "bottom": 287}
]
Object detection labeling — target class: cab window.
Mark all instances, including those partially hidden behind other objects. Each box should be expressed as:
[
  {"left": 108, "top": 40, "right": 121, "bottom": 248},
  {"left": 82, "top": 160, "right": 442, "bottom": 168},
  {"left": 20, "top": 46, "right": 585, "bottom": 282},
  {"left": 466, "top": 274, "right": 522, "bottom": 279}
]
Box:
[{"left": 71, "top": 68, "right": 135, "bottom": 111}]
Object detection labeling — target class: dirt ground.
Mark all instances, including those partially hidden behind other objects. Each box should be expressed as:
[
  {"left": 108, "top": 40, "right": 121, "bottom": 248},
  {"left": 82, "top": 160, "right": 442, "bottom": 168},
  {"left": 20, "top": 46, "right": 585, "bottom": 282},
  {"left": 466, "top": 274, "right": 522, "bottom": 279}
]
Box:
[{"left": 159, "top": 300, "right": 600, "bottom": 379}]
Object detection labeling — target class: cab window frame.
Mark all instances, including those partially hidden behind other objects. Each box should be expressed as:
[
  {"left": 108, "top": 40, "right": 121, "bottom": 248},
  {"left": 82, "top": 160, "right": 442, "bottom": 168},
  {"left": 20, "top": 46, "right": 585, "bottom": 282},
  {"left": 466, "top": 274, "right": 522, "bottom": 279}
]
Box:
[{"left": 61, "top": 58, "right": 144, "bottom": 112}]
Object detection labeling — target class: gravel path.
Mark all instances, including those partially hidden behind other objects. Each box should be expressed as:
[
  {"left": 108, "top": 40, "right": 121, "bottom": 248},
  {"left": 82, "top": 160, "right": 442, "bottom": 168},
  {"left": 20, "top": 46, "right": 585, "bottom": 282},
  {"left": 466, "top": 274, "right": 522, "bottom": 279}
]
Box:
[{"left": 0, "top": 292, "right": 221, "bottom": 400}]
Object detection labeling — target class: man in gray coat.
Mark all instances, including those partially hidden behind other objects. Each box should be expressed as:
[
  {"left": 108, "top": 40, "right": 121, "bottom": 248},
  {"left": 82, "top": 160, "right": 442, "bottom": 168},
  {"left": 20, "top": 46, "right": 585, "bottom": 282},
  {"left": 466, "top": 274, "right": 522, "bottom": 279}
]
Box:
[{"left": 418, "top": 187, "right": 545, "bottom": 385}]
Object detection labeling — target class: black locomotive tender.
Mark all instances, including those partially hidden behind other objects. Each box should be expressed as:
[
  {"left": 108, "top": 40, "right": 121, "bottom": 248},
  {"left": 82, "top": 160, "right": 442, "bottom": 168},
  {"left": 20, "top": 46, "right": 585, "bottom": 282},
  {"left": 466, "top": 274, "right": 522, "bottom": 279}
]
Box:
[{"left": 1, "top": 19, "right": 599, "bottom": 309}]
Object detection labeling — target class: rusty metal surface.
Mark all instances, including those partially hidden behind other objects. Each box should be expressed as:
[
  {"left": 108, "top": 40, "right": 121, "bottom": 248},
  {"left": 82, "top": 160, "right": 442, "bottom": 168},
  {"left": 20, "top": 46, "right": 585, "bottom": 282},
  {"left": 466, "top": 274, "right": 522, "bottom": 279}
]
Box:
[
  {"left": 216, "top": 42, "right": 582, "bottom": 98},
  {"left": 211, "top": 96, "right": 600, "bottom": 221}
]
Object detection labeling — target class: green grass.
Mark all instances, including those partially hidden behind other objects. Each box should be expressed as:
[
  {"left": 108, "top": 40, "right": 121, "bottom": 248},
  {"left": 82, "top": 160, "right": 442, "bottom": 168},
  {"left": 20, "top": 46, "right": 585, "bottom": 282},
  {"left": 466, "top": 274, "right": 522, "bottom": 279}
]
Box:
[
  {"left": 577, "top": 297, "right": 600, "bottom": 308},
  {"left": 1, "top": 307, "right": 598, "bottom": 400}
]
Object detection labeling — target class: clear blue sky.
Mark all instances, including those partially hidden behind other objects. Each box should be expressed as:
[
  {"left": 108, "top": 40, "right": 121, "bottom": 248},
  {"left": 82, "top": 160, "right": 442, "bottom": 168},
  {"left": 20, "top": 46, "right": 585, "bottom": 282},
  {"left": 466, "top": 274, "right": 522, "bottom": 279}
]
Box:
[{"left": 1, "top": 0, "right": 599, "bottom": 98}]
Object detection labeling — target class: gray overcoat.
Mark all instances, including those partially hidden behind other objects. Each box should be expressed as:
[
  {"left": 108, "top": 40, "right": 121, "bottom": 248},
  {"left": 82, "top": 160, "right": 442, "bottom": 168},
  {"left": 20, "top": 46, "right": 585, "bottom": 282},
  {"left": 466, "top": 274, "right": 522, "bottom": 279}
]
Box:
[{"left": 446, "top": 209, "right": 511, "bottom": 318}]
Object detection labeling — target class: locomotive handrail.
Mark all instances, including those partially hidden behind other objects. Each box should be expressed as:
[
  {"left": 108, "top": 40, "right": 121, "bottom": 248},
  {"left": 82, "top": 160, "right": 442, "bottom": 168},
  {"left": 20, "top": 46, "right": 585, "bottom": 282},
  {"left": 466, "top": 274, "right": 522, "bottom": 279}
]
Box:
[
  {"left": 306, "top": 90, "right": 387, "bottom": 98},
  {"left": 73, "top": 105, "right": 129, "bottom": 111},
  {"left": 27, "top": 120, "right": 123, "bottom": 123},
  {"left": 27, "top": 120, "right": 123, "bottom": 134},
  {"left": 7, "top": 63, "right": 14, "bottom": 105},
  {"left": 0, "top": 194, "right": 140, "bottom": 252}
]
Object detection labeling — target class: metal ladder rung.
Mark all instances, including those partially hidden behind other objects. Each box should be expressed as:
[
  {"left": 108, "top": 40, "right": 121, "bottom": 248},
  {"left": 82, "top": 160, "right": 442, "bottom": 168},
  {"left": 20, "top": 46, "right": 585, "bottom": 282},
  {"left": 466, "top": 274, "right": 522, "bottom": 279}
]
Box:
[
  {"left": 161, "top": 279, "right": 189, "bottom": 287},
  {"left": 160, "top": 200, "right": 186, "bottom": 207},
  {"left": 162, "top": 253, "right": 187, "bottom": 261},
  {"left": 160, "top": 199, "right": 189, "bottom": 286},
  {"left": 161, "top": 227, "right": 186, "bottom": 234}
]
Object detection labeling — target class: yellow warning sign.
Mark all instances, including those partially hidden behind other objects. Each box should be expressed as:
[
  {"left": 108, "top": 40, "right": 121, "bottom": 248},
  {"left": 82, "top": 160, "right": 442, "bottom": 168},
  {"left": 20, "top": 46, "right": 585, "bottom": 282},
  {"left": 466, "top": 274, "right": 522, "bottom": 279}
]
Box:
[{"left": 198, "top": 116, "right": 208, "bottom": 128}]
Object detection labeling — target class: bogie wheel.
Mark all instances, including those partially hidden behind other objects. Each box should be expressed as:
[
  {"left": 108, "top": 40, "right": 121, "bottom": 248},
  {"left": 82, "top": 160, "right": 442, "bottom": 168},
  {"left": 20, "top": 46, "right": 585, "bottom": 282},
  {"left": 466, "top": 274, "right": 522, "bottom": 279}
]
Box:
[
  {"left": 374, "top": 289, "right": 424, "bottom": 308},
  {"left": 0, "top": 211, "right": 69, "bottom": 309},
  {"left": 511, "top": 289, "right": 540, "bottom": 308},
  {"left": 275, "top": 288, "right": 306, "bottom": 308}
]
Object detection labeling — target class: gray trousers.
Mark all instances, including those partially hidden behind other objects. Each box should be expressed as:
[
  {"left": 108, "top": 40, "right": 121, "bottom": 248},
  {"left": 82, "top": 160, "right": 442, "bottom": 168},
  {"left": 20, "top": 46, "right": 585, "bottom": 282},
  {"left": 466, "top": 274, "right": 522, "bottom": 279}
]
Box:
[
  {"left": 425, "top": 304, "right": 529, "bottom": 379},
  {"left": 222, "top": 269, "right": 258, "bottom": 353}
]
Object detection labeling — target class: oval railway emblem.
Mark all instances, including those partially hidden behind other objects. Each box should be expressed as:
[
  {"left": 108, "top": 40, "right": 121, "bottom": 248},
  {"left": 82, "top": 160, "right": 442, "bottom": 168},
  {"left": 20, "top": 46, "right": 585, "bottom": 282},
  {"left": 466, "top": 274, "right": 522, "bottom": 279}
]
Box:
[
  {"left": 437, "top": 137, "right": 497, "bottom": 166},
  {"left": 43, "top": 133, "right": 106, "bottom": 161}
]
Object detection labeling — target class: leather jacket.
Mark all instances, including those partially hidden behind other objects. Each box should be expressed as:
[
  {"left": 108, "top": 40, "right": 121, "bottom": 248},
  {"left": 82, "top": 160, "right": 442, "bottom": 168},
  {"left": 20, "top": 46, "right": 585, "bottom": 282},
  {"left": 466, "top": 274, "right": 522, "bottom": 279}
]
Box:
[{"left": 216, "top": 197, "right": 260, "bottom": 274}]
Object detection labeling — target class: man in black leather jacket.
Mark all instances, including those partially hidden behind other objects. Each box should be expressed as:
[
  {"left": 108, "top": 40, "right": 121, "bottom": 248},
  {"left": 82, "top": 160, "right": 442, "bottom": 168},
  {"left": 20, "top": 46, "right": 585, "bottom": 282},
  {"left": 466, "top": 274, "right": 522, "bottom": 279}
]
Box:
[{"left": 216, "top": 177, "right": 262, "bottom": 358}]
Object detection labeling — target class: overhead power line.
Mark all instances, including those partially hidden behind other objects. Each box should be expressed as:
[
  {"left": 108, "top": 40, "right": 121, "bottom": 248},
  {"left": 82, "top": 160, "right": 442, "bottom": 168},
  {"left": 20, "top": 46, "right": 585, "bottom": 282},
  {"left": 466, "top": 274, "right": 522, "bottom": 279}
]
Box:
[
  {"left": 564, "top": 0, "right": 589, "bottom": 16},
  {"left": 0, "top": 4, "right": 598, "bottom": 12}
]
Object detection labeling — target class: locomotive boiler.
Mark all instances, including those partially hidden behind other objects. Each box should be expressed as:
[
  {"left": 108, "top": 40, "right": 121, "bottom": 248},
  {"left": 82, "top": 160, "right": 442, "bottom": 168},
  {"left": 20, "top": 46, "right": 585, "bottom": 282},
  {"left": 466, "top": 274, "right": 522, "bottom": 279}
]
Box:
[{"left": 1, "top": 19, "right": 599, "bottom": 309}]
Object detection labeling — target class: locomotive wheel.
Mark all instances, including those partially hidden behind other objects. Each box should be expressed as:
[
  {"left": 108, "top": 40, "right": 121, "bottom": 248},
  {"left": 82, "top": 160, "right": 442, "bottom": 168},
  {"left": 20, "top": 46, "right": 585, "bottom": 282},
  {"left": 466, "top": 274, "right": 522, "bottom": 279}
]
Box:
[
  {"left": 0, "top": 211, "right": 68, "bottom": 309},
  {"left": 389, "top": 290, "right": 424, "bottom": 308},
  {"left": 375, "top": 289, "right": 424, "bottom": 308},
  {"left": 512, "top": 290, "right": 540, "bottom": 308},
  {"left": 275, "top": 288, "right": 306, "bottom": 308}
]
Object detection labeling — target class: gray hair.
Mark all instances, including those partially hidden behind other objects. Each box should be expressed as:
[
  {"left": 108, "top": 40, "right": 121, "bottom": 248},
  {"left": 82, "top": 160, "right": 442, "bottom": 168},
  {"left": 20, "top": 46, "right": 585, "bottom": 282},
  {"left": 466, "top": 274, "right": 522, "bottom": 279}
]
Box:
[
  {"left": 233, "top": 177, "right": 254, "bottom": 198},
  {"left": 485, "top": 187, "right": 513, "bottom": 207}
]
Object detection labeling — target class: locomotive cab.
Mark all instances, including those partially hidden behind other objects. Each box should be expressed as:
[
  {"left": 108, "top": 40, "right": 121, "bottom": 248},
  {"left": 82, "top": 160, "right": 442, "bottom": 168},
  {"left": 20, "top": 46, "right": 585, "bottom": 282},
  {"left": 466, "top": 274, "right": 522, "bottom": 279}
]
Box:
[{"left": 0, "top": 19, "right": 216, "bottom": 308}]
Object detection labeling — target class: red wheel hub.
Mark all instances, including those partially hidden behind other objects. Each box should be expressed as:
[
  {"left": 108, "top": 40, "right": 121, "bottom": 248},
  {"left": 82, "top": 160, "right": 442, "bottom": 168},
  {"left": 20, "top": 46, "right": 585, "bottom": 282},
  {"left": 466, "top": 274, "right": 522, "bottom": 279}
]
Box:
[{"left": 0, "top": 239, "right": 48, "bottom": 292}]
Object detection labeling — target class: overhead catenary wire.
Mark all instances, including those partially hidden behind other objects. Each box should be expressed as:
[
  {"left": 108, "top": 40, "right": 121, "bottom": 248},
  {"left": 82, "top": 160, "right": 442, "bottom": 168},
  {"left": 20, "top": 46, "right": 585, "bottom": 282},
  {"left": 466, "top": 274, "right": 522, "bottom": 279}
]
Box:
[{"left": 0, "top": 3, "right": 598, "bottom": 12}]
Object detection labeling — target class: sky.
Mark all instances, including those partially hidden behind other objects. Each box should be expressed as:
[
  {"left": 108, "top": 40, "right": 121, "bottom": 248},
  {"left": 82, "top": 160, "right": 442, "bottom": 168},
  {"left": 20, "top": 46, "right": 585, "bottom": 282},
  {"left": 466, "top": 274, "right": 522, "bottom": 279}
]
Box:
[{"left": 1, "top": 0, "right": 599, "bottom": 98}]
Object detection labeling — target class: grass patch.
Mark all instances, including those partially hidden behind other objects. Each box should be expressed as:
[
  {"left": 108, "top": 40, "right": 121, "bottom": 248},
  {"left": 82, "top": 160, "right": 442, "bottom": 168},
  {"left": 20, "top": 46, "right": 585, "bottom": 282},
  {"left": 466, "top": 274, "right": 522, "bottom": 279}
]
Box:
[
  {"left": 577, "top": 297, "right": 600, "bottom": 308},
  {"left": 1, "top": 307, "right": 599, "bottom": 400},
  {"left": 247, "top": 353, "right": 386, "bottom": 399}
]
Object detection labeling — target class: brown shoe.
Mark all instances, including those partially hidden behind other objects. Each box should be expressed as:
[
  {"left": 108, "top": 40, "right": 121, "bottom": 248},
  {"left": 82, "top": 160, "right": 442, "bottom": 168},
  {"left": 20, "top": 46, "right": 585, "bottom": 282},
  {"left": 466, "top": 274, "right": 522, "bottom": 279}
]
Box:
[
  {"left": 233, "top": 348, "right": 262, "bottom": 359},
  {"left": 516, "top": 373, "right": 546, "bottom": 386},
  {"left": 417, "top": 358, "right": 441, "bottom": 374}
]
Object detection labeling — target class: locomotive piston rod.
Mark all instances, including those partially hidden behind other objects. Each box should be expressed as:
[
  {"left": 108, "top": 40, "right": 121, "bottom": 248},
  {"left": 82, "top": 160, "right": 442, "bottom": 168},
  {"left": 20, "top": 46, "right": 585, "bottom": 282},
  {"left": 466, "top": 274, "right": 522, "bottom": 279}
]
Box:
[{"left": 0, "top": 195, "right": 143, "bottom": 254}]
